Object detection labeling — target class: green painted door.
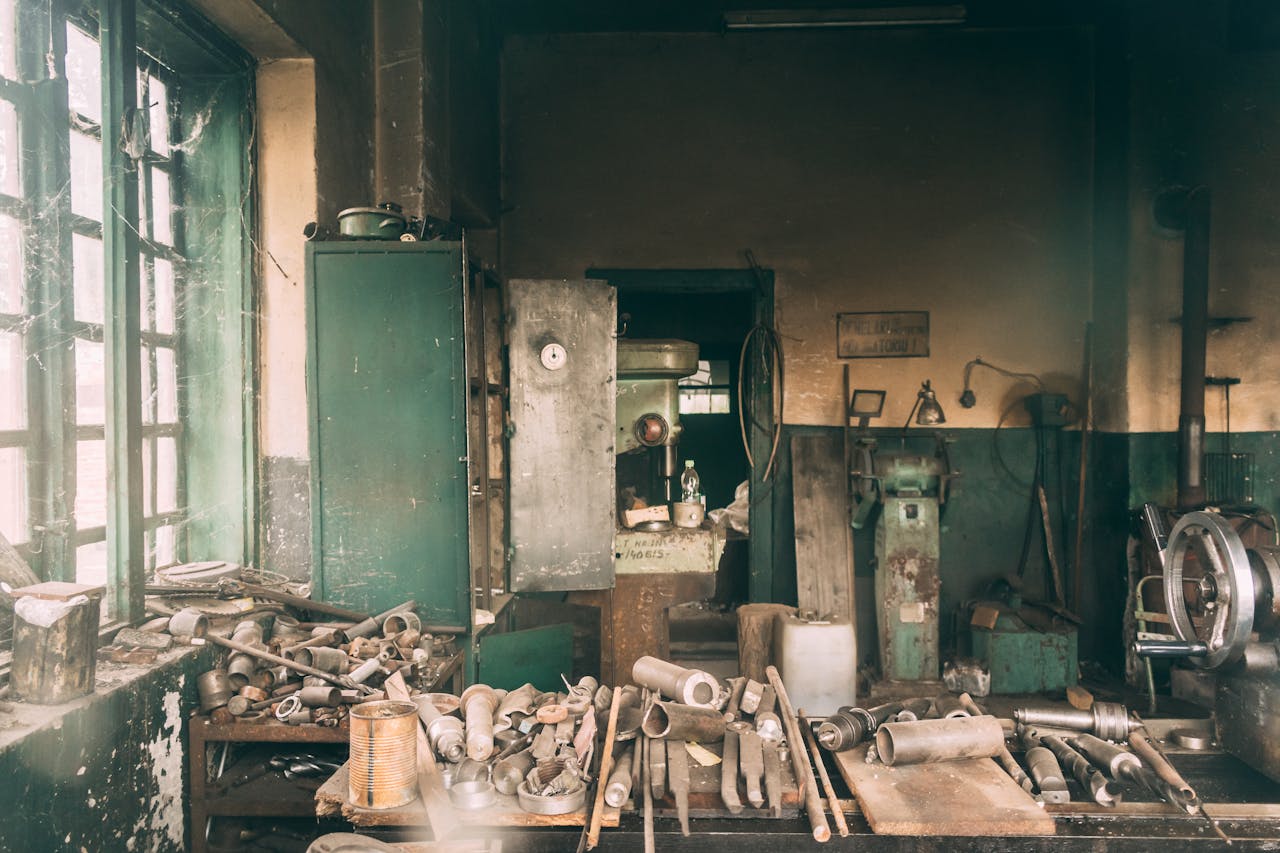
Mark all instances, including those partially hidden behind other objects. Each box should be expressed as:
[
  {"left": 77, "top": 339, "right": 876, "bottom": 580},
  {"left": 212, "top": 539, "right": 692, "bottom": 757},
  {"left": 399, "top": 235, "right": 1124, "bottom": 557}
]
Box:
[{"left": 306, "top": 242, "right": 470, "bottom": 627}]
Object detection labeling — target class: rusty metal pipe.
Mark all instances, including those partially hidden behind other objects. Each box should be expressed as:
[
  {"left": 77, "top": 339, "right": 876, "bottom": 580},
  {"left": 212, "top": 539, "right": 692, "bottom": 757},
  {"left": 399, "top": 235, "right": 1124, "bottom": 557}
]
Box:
[
  {"left": 875, "top": 716, "right": 1005, "bottom": 766},
  {"left": 299, "top": 685, "right": 341, "bottom": 707},
  {"left": 932, "top": 694, "right": 970, "bottom": 719},
  {"left": 632, "top": 656, "right": 720, "bottom": 708},
  {"left": 641, "top": 700, "right": 726, "bottom": 742},
  {"left": 1177, "top": 186, "right": 1211, "bottom": 509}
]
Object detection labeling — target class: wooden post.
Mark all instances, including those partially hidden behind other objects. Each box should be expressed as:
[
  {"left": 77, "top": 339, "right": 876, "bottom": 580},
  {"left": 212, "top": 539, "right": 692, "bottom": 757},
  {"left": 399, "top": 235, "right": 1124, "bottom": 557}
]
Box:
[{"left": 737, "top": 603, "right": 796, "bottom": 682}]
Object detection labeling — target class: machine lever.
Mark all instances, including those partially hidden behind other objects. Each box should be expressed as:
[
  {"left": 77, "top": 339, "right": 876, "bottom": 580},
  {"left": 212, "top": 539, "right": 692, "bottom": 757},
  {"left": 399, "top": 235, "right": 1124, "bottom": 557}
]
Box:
[
  {"left": 1135, "top": 639, "right": 1209, "bottom": 658},
  {"left": 1142, "top": 502, "right": 1169, "bottom": 565}
]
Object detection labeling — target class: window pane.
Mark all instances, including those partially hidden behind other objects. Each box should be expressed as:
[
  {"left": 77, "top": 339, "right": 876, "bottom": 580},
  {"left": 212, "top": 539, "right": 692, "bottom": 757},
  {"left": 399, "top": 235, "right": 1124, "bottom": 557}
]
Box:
[
  {"left": 75, "top": 439, "right": 106, "bottom": 529},
  {"left": 0, "top": 329, "right": 23, "bottom": 429},
  {"left": 65, "top": 25, "right": 101, "bottom": 124},
  {"left": 75, "top": 338, "right": 104, "bottom": 424},
  {"left": 0, "top": 0, "right": 16, "bottom": 81},
  {"left": 141, "top": 436, "right": 152, "bottom": 514},
  {"left": 156, "top": 435, "right": 176, "bottom": 513},
  {"left": 0, "top": 212, "right": 20, "bottom": 313},
  {"left": 0, "top": 445, "right": 25, "bottom": 544},
  {"left": 147, "top": 75, "right": 168, "bottom": 156},
  {"left": 75, "top": 540, "right": 106, "bottom": 587},
  {"left": 155, "top": 346, "right": 176, "bottom": 423},
  {"left": 150, "top": 167, "right": 171, "bottom": 245},
  {"left": 70, "top": 131, "right": 102, "bottom": 221},
  {"left": 139, "top": 258, "right": 151, "bottom": 331},
  {"left": 154, "top": 257, "right": 174, "bottom": 334},
  {"left": 0, "top": 98, "right": 18, "bottom": 197},
  {"left": 140, "top": 344, "right": 152, "bottom": 423},
  {"left": 154, "top": 524, "right": 175, "bottom": 567},
  {"left": 72, "top": 233, "right": 104, "bottom": 324}
]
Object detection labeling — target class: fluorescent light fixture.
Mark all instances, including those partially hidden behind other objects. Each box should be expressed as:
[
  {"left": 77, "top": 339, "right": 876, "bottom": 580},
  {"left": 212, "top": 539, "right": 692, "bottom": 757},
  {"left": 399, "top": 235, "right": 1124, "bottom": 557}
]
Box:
[{"left": 724, "top": 5, "right": 966, "bottom": 29}]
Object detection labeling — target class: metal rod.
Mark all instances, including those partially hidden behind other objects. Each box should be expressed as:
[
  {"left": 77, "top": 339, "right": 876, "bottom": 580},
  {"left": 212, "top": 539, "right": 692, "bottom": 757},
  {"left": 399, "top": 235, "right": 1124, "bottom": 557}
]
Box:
[
  {"left": 801, "top": 712, "right": 850, "bottom": 837},
  {"left": 765, "top": 665, "right": 831, "bottom": 842},
  {"left": 586, "top": 686, "right": 623, "bottom": 850},
  {"left": 1128, "top": 727, "right": 1198, "bottom": 806}
]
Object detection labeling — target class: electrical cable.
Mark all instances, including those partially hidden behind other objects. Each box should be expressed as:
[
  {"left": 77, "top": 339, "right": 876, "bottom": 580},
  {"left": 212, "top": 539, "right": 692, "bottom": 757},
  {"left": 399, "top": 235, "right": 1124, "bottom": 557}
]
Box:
[
  {"left": 737, "top": 323, "right": 784, "bottom": 482},
  {"left": 960, "top": 357, "right": 1046, "bottom": 407}
]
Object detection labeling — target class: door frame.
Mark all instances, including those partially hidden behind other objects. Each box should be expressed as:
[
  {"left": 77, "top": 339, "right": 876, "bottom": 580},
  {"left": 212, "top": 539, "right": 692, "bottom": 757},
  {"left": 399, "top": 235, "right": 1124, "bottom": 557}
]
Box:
[{"left": 585, "top": 267, "right": 777, "bottom": 604}]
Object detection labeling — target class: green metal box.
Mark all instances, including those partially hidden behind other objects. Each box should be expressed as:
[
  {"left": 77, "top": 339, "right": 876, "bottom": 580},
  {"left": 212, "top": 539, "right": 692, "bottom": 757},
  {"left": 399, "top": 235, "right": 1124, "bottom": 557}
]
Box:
[{"left": 971, "top": 609, "right": 1078, "bottom": 694}]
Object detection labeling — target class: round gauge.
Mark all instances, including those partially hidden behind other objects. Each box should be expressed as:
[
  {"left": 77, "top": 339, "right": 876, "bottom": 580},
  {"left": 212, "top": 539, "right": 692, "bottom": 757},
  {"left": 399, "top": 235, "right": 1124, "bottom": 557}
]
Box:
[{"left": 540, "top": 342, "right": 568, "bottom": 370}]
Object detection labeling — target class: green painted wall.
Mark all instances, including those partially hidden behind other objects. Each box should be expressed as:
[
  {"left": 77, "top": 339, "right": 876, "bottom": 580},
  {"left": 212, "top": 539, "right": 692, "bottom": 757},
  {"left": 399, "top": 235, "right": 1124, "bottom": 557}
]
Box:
[{"left": 0, "top": 648, "right": 213, "bottom": 851}]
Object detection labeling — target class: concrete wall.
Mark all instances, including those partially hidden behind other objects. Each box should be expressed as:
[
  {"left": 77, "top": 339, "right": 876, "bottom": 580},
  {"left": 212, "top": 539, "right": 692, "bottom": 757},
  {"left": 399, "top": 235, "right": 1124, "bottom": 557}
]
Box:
[{"left": 501, "top": 29, "right": 1096, "bottom": 429}]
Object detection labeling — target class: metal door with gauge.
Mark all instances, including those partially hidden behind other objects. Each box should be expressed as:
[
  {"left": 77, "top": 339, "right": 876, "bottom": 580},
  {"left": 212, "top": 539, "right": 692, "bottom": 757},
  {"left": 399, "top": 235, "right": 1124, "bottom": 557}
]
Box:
[{"left": 507, "top": 279, "right": 617, "bottom": 591}]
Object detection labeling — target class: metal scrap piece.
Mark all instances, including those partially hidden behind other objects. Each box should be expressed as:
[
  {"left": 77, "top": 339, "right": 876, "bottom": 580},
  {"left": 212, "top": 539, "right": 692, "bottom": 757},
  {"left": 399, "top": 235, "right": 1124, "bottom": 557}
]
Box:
[
  {"left": 667, "top": 737, "right": 691, "bottom": 836},
  {"left": 762, "top": 740, "right": 783, "bottom": 818},
  {"left": 649, "top": 736, "right": 667, "bottom": 800},
  {"left": 739, "top": 728, "right": 766, "bottom": 808},
  {"left": 720, "top": 727, "right": 744, "bottom": 814}
]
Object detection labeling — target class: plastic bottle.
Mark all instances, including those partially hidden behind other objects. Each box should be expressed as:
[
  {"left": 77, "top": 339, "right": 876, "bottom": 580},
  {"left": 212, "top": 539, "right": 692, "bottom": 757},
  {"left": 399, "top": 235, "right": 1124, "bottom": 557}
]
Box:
[{"left": 680, "top": 459, "right": 701, "bottom": 503}]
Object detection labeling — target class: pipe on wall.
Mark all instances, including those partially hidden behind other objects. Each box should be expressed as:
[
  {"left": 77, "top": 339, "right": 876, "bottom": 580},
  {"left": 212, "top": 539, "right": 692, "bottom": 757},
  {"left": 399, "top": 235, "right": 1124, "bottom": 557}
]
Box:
[{"left": 1178, "top": 187, "right": 1211, "bottom": 510}]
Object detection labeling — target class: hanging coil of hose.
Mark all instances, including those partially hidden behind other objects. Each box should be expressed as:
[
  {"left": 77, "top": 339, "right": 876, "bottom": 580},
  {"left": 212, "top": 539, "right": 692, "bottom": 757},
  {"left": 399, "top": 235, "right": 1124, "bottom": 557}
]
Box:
[{"left": 738, "top": 323, "right": 784, "bottom": 482}]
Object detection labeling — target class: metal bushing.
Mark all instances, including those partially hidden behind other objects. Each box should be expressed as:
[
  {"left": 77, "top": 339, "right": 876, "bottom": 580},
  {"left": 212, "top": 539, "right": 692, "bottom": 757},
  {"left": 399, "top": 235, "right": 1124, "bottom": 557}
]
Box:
[
  {"left": 382, "top": 611, "right": 422, "bottom": 638},
  {"left": 450, "top": 780, "right": 496, "bottom": 810},
  {"left": 167, "top": 608, "right": 208, "bottom": 639},
  {"left": 517, "top": 780, "right": 587, "bottom": 815},
  {"left": 300, "top": 686, "right": 342, "bottom": 708},
  {"left": 198, "top": 669, "right": 234, "bottom": 712}
]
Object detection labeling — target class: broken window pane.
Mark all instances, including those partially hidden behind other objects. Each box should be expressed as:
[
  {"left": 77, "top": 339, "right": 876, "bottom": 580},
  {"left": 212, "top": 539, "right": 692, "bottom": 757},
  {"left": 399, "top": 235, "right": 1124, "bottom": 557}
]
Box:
[
  {"left": 154, "top": 524, "right": 175, "bottom": 567},
  {"left": 0, "top": 329, "right": 23, "bottom": 429},
  {"left": 0, "top": 446, "right": 25, "bottom": 544},
  {"left": 72, "top": 233, "right": 104, "bottom": 324},
  {"left": 75, "top": 439, "right": 106, "bottom": 529},
  {"left": 0, "top": 98, "right": 18, "bottom": 197},
  {"left": 74, "top": 338, "right": 104, "bottom": 424},
  {"left": 70, "top": 131, "right": 103, "bottom": 221},
  {"left": 75, "top": 539, "right": 107, "bottom": 587},
  {"left": 0, "top": 212, "right": 20, "bottom": 313},
  {"left": 65, "top": 24, "right": 101, "bottom": 125}
]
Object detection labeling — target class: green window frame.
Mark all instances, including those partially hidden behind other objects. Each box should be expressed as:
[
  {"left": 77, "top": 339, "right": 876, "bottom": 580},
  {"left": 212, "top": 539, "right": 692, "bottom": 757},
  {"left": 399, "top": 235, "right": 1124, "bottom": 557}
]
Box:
[{"left": 0, "top": 0, "right": 254, "bottom": 629}]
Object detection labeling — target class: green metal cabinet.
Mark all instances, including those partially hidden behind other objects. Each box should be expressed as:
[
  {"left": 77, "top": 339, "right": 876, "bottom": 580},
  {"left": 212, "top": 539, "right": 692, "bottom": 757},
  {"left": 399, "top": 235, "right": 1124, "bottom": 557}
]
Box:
[{"left": 305, "top": 241, "right": 471, "bottom": 628}]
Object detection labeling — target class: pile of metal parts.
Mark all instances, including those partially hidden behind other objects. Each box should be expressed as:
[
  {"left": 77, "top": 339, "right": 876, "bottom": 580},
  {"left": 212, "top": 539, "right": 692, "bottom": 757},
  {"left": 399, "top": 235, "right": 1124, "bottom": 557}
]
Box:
[
  {"left": 816, "top": 692, "right": 1229, "bottom": 841},
  {"left": 430, "top": 675, "right": 608, "bottom": 815},
  {"left": 628, "top": 658, "right": 835, "bottom": 846},
  {"left": 188, "top": 598, "right": 456, "bottom": 731}
]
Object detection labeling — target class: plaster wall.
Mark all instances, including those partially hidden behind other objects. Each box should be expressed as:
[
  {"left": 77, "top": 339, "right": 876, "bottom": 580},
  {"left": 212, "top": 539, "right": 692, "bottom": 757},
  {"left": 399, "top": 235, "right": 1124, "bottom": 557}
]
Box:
[{"left": 501, "top": 30, "right": 1096, "bottom": 429}]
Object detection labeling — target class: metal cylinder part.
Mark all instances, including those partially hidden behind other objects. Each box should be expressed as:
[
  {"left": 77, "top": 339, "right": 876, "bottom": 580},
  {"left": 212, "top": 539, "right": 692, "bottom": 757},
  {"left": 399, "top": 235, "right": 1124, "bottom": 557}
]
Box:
[
  {"left": 349, "top": 700, "right": 419, "bottom": 810},
  {"left": 875, "top": 715, "right": 1005, "bottom": 766},
  {"left": 932, "top": 694, "right": 970, "bottom": 719},
  {"left": 494, "top": 748, "right": 535, "bottom": 795},
  {"left": 641, "top": 700, "right": 726, "bottom": 742},
  {"left": 383, "top": 611, "right": 422, "bottom": 638},
  {"left": 226, "top": 651, "right": 259, "bottom": 690},
  {"left": 755, "top": 711, "right": 784, "bottom": 743},
  {"left": 739, "top": 679, "right": 765, "bottom": 715},
  {"left": 198, "top": 669, "right": 234, "bottom": 712},
  {"left": 347, "top": 656, "right": 384, "bottom": 685},
  {"left": 299, "top": 685, "right": 342, "bottom": 708},
  {"left": 1128, "top": 729, "right": 1197, "bottom": 806},
  {"left": 168, "top": 608, "right": 208, "bottom": 639},
  {"left": 449, "top": 779, "right": 496, "bottom": 810},
  {"left": 605, "top": 746, "right": 635, "bottom": 807},
  {"left": 238, "top": 685, "right": 269, "bottom": 703},
  {"left": 1039, "top": 732, "right": 1122, "bottom": 806},
  {"left": 1025, "top": 746, "right": 1070, "bottom": 804},
  {"left": 1070, "top": 733, "right": 1142, "bottom": 780},
  {"left": 893, "top": 697, "right": 933, "bottom": 723},
  {"left": 631, "top": 656, "right": 720, "bottom": 708},
  {"left": 817, "top": 702, "right": 901, "bottom": 752},
  {"left": 1012, "top": 702, "right": 1133, "bottom": 741},
  {"left": 294, "top": 646, "right": 349, "bottom": 675},
  {"left": 461, "top": 684, "right": 501, "bottom": 761}
]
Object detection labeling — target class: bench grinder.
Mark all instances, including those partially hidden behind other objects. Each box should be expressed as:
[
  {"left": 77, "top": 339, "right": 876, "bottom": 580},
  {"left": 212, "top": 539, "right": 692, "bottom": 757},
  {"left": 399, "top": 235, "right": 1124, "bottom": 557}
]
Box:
[{"left": 1135, "top": 507, "right": 1280, "bottom": 781}]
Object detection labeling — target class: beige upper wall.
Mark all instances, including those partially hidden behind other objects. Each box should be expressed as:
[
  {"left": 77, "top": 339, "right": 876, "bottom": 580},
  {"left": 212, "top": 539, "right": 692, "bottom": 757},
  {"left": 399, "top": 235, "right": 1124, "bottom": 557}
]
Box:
[
  {"left": 1125, "top": 5, "right": 1280, "bottom": 434},
  {"left": 501, "top": 30, "right": 1095, "bottom": 428}
]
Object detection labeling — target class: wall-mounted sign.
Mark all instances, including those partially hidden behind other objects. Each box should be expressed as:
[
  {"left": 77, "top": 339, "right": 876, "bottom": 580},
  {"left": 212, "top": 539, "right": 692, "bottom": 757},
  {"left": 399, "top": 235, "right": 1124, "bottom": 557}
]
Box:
[{"left": 837, "top": 311, "right": 930, "bottom": 358}]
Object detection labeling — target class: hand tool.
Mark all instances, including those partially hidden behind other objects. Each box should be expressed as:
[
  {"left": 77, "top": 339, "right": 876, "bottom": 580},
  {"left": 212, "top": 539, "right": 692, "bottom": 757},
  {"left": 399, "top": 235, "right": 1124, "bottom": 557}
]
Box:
[
  {"left": 649, "top": 735, "right": 667, "bottom": 800},
  {"left": 738, "top": 725, "right": 766, "bottom": 808},
  {"left": 1012, "top": 702, "right": 1134, "bottom": 741},
  {"left": 1038, "top": 730, "right": 1122, "bottom": 806},
  {"left": 766, "top": 665, "right": 832, "bottom": 842},
  {"left": 800, "top": 712, "right": 850, "bottom": 837},
  {"left": 1019, "top": 728, "right": 1070, "bottom": 804},
  {"left": 763, "top": 740, "right": 784, "bottom": 818},
  {"left": 667, "top": 738, "right": 691, "bottom": 836},
  {"left": 720, "top": 724, "right": 744, "bottom": 814}
]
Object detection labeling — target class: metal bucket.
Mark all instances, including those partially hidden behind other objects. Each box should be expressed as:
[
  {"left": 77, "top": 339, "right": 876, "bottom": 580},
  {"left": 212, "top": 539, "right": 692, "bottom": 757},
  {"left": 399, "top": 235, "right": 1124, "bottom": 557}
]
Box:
[{"left": 349, "top": 700, "right": 419, "bottom": 809}]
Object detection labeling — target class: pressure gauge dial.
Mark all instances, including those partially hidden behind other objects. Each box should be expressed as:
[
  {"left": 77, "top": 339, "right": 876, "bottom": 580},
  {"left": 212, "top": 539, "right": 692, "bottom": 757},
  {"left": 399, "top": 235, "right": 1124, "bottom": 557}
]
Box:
[{"left": 540, "top": 342, "right": 567, "bottom": 370}]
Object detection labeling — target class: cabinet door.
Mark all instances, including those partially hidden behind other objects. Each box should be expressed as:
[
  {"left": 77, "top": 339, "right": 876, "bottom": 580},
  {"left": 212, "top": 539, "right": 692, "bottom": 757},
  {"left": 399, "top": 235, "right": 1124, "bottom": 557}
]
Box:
[
  {"left": 507, "top": 279, "right": 616, "bottom": 591},
  {"left": 307, "top": 243, "right": 470, "bottom": 627}
]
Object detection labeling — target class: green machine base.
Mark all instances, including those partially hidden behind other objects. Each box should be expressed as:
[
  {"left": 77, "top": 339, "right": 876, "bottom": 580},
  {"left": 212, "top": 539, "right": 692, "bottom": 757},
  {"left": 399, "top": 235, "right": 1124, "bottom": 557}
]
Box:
[{"left": 971, "top": 605, "right": 1078, "bottom": 694}]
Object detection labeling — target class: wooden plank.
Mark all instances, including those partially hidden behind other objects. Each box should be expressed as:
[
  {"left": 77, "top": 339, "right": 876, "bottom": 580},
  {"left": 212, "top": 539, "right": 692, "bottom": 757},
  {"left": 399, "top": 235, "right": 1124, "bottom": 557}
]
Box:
[
  {"left": 832, "top": 744, "right": 1055, "bottom": 836},
  {"left": 791, "top": 432, "right": 855, "bottom": 622}
]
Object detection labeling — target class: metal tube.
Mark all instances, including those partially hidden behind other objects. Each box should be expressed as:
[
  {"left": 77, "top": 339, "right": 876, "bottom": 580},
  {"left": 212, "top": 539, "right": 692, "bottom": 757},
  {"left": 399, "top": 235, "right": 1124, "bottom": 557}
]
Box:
[
  {"left": 1039, "top": 732, "right": 1121, "bottom": 806},
  {"left": 1012, "top": 701, "right": 1133, "bottom": 741},
  {"left": 933, "top": 693, "right": 970, "bottom": 719},
  {"left": 1129, "top": 728, "right": 1198, "bottom": 807},
  {"left": 461, "top": 684, "right": 500, "bottom": 761},
  {"left": 1178, "top": 187, "right": 1211, "bottom": 509},
  {"left": 875, "top": 716, "right": 1005, "bottom": 766},
  {"left": 632, "top": 656, "right": 720, "bottom": 708},
  {"left": 641, "top": 700, "right": 726, "bottom": 742},
  {"left": 893, "top": 697, "right": 933, "bottom": 723}
]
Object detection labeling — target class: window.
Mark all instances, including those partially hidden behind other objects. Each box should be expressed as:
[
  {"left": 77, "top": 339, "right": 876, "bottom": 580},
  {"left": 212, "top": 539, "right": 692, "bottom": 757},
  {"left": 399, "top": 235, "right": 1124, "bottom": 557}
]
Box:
[
  {"left": 679, "top": 359, "right": 732, "bottom": 414},
  {"left": 0, "top": 1, "right": 253, "bottom": 626}
]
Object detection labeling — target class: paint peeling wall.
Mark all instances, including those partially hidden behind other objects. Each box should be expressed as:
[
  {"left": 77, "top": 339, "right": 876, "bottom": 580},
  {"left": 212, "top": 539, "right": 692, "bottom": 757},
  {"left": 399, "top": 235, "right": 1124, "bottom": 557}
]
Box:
[
  {"left": 500, "top": 30, "right": 1095, "bottom": 429},
  {"left": 0, "top": 649, "right": 210, "bottom": 852}
]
